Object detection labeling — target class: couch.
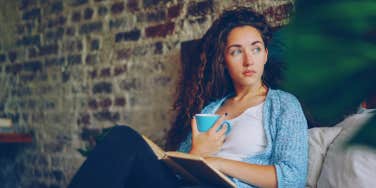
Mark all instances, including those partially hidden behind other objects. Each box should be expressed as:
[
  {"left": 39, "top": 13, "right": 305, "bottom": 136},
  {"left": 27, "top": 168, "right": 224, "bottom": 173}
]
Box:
[{"left": 306, "top": 108, "right": 376, "bottom": 188}]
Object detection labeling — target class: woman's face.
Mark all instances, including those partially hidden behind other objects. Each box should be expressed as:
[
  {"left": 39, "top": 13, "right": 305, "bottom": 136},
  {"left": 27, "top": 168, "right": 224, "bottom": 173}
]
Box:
[{"left": 224, "top": 26, "right": 268, "bottom": 88}]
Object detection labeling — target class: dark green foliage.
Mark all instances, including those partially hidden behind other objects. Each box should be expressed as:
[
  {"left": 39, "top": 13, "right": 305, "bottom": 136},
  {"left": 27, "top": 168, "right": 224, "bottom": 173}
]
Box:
[{"left": 280, "top": 1, "right": 376, "bottom": 148}]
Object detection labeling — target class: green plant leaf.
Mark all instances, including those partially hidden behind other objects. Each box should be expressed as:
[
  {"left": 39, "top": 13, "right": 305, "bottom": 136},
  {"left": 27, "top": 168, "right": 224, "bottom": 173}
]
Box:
[{"left": 279, "top": 0, "right": 376, "bottom": 148}]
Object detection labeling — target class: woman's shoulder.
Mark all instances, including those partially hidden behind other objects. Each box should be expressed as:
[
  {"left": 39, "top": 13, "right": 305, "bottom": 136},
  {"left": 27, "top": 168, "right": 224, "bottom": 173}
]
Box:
[{"left": 268, "top": 89, "right": 302, "bottom": 108}]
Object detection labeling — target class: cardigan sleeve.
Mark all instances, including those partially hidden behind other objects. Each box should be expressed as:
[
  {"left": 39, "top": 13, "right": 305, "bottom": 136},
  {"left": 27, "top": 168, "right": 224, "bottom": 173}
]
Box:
[{"left": 272, "top": 93, "right": 308, "bottom": 188}]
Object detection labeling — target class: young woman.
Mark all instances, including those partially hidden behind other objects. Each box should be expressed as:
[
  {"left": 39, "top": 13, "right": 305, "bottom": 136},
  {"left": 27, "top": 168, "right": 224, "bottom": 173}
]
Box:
[{"left": 69, "top": 7, "right": 308, "bottom": 188}]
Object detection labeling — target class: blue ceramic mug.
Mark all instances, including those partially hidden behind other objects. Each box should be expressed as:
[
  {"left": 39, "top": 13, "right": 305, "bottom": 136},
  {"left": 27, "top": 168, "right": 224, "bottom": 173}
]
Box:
[{"left": 194, "top": 114, "right": 231, "bottom": 134}]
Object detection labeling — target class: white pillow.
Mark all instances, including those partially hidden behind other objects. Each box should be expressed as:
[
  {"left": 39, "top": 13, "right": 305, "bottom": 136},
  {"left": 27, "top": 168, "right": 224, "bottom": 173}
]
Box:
[
  {"left": 306, "top": 127, "right": 343, "bottom": 188},
  {"left": 317, "top": 112, "right": 376, "bottom": 188}
]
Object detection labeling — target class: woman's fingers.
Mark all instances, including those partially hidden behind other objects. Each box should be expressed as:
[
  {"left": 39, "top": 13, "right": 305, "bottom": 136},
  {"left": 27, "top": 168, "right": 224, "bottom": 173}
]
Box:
[
  {"left": 209, "top": 115, "right": 227, "bottom": 134},
  {"left": 217, "top": 123, "right": 228, "bottom": 137}
]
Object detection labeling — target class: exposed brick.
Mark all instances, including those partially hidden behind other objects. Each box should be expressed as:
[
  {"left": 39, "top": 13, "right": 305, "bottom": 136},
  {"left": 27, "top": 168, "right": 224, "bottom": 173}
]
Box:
[
  {"left": 71, "top": 11, "right": 81, "bottom": 23},
  {"left": 89, "top": 70, "right": 97, "bottom": 79},
  {"left": 62, "top": 71, "right": 70, "bottom": 82},
  {"left": 65, "top": 27, "right": 75, "bottom": 36},
  {"left": 45, "top": 57, "right": 65, "bottom": 67},
  {"left": 78, "top": 113, "right": 90, "bottom": 126},
  {"left": 154, "top": 41, "right": 163, "bottom": 54},
  {"left": 116, "top": 49, "right": 131, "bottom": 60},
  {"left": 263, "top": 3, "right": 293, "bottom": 22},
  {"left": 44, "top": 141, "right": 64, "bottom": 153},
  {"left": 154, "top": 76, "right": 171, "bottom": 86},
  {"left": 46, "top": 27, "right": 64, "bottom": 42},
  {"left": 80, "top": 127, "right": 101, "bottom": 143},
  {"left": 188, "top": 17, "right": 207, "bottom": 24},
  {"left": 93, "top": 82, "right": 112, "bottom": 94},
  {"left": 146, "top": 10, "right": 166, "bottom": 22},
  {"left": 39, "top": 44, "right": 58, "bottom": 56},
  {"left": 93, "top": 110, "right": 119, "bottom": 121},
  {"left": 145, "top": 22, "right": 174, "bottom": 38},
  {"left": 49, "top": 1, "right": 63, "bottom": 14},
  {"left": 70, "top": 0, "right": 88, "bottom": 6},
  {"left": 91, "top": 39, "right": 100, "bottom": 50},
  {"left": 127, "top": 0, "right": 139, "bottom": 11},
  {"left": 50, "top": 170, "right": 65, "bottom": 181},
  {"left": 132, "top": 45, "right": 148, "bottom": 57},
  {"left": 68, "top": 55, "right": 82, "bottom": 64},
  {"left": 19, "top": 0, "right": 37, "bottom": 10},
  {"left": 119, "top": 78, "right": 140, "bottom": 90},
  {"left": 168, "top": 4, "right": 182, "bottom": 19},
  {"left": 63, "top": 40, "right": 82, "bottom": 52},
  {"left": 100, "top": 68, "right": 111, "bottom": 77},
  {"left": 187, "top": 0, "right": 213, "bottom": 17},
  {"left": 20, "top": 73, "right": 35, "bottom": 82},
  {"left": 0, "top": 54, "right": 6, "bottom": 63},
  {"left": 109, "top": 18, "right": 127, "bottom": 30},
  {"left": 88, "top": 99, "right": 98, "bottom": 110},
  {"left": 115, "top": 29, "right": 141, "bottom": 42},
  {"left": 114, "top": 97, "right": 126, "bottom": 106},
  {"left": 11, "top": 87, "right": 32, "bottom": 97},
  {"left": 30, "top": 154, "right": 49, "bottom": 166},
  {"left": 22, "top": 8, "right": 41, "bottom": 21},
  {"left": 143, "top": 0, "right": 169, "bottom": 8},
  {"left": 17, "top": 24, "right": 25, "bottom": 34},
  {"left": 23, "top": 60, "right": 42, "bottom": 72},
  {"left": 79, "top": 22, "right": 103, "bottom": 34},
  {"left": 8, "top": 51, "right": 17, "bottom": 62},
  {"left": 111, "top": 2, "right": 125, "bottom": 14},
  {"left": 114, "top": 65, "right": 127, "bottom": 76},
  {"left": 99, "top": 98, "right": 112, "bottom": 108},
  {"left": 85, "top": 54, "right": 98, "bottom": 65},
  {"left": 47, "top": 16, "right": 66, "bottom": 28},
  {"left": 17, "top": 35, "right": 40, "bottom": 46},
  {"left": 25, "top": 22, "right": 35, "bottom": 34},
  {"left": 98, "top": 6, "right": 108, "bottom": 16},
  {"left": 6, "top": 64, "right": 22, "bottom": 74},
  {"left": 84, "top": 8, "right": 94, "bottom": 20}
]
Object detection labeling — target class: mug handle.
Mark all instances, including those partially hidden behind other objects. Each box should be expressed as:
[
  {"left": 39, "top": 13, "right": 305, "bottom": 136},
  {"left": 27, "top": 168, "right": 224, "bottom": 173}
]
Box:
[{"left": 220, "top": 120, "right": 232, "bottom": 135}]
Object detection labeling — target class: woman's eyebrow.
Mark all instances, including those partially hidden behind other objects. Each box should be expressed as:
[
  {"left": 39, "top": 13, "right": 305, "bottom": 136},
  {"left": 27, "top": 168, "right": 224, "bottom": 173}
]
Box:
[
  {"left": 226, "top": 41, "right": 263, "bottom": 49},
  {"left": 251, "top": 41, "right": 263, "bottom": 45}
]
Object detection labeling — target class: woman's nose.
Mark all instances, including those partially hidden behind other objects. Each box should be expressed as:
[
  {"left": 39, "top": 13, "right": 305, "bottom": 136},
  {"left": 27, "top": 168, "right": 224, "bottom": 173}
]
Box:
[{"left": 243, "top": 50, "right": 254, "bottom": 66}]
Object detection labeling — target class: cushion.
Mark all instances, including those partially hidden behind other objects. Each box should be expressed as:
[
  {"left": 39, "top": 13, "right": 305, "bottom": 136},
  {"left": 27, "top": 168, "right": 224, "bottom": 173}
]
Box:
[
  {"left": 306, "top": 127, "right": 342, "bottom": 188},
  {"left": 317, "top": 111, "right": 376, "bottom": 188}
]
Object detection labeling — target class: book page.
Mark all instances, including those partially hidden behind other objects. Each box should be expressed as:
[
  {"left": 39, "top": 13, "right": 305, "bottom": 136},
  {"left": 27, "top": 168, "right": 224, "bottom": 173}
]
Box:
[{"left": 141, "top": 135, "right": 165, "bottom": 159}]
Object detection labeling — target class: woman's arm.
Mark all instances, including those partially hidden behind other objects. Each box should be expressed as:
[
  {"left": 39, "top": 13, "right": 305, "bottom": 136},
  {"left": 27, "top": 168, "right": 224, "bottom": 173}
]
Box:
[{"left": 205, "top": 157, "right": 277, "bottom": 188}]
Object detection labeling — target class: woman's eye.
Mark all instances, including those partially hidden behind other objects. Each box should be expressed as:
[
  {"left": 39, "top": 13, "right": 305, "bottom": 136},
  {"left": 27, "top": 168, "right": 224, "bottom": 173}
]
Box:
[
  {"left": 251, "top": 47, "right": 261, "bottom": 54},
  {"left": 230, "top": 49, "right": 242, "bottom": 56}
]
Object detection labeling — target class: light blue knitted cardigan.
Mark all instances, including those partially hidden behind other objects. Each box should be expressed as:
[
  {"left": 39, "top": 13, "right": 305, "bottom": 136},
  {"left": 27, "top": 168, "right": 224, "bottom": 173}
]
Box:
[{"left": 178, "top": 89, "right": 308, "bottom": 188}]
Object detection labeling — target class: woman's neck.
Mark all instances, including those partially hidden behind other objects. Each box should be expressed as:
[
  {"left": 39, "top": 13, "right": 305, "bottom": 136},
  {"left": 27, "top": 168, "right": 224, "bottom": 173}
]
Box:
[{"left": 232, "top": 82, "right": 266, "bottom": 101}]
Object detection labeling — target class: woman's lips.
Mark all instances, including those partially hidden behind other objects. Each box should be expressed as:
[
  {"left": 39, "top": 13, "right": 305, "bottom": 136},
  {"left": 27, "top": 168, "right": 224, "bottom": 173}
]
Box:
[{"left": 243, "top": 70, "right": 256, "bottom": 76}]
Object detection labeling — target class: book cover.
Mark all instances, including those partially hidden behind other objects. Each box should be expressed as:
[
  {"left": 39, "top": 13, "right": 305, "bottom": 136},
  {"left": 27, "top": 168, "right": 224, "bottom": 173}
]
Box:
[{"left": 142, "top": 135, "right": 237, "bottom": 188}]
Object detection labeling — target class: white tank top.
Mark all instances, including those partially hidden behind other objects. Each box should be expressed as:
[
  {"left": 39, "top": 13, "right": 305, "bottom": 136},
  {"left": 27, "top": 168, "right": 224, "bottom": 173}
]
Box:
[{"left": 214, "top": 102, "right": 267, "bottom": 161}]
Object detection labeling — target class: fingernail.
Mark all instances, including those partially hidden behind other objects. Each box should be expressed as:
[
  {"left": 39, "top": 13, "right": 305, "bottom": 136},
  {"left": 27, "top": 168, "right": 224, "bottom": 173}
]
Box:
[{"left": 225, "top": 112, "right": 228, "bottom": 116}]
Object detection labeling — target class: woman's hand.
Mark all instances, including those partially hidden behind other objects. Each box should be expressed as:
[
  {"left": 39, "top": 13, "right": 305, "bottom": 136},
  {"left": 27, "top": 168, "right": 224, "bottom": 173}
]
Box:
[{"left": 189, "top": 115, "right": 228, "bottom": 157}]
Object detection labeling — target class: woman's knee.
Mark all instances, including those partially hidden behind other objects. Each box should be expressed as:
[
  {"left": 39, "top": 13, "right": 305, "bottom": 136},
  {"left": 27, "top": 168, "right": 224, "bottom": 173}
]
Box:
[{"left": 110, "top": 125, "right": 140, "bottom": 137}]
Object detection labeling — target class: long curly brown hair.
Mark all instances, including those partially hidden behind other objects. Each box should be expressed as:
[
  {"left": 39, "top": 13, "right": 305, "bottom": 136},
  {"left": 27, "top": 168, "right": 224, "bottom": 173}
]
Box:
[{"left": 165, "top": 7, "right": 282, "bottom": 150}]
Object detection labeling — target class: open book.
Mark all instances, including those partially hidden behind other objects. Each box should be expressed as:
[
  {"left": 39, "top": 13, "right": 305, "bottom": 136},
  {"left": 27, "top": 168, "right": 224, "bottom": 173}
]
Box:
[{"left": 142, "top": 135, "right": 237, "bottom": 188}]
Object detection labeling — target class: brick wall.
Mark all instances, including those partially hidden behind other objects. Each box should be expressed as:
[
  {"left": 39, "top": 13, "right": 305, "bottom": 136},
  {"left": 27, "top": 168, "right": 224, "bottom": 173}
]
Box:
[{"left": 0, "top": 0, "right": 293, "bottom": 187}]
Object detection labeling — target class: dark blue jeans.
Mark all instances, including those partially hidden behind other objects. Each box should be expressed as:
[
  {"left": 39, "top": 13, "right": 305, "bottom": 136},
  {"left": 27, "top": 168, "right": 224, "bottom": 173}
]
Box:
[
  {"left": 68, "top": 125, "right": 180, "bottom": 188},
  {"left": 68, "top": 125, "right": 219, "bottom": 188}
]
